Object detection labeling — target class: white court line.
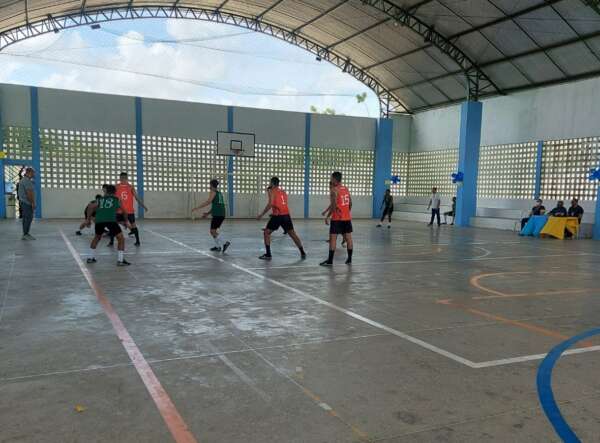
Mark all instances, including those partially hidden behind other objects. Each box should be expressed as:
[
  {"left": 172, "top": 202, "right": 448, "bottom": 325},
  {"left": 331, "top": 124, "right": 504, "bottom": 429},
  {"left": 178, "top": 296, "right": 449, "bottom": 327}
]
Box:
[
  {"left": 146, "top": 230, "right": 600, "bottom": 369},
  {"left": 246, "top": 253, "right": 591, "bottom": 271},
  {"left": 147, "top": 229, "right": 479, "bottom": 369}
]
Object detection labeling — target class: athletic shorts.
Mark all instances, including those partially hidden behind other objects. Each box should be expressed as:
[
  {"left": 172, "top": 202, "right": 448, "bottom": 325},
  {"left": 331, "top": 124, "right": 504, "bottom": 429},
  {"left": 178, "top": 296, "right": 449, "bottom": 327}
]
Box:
[
  {"left": 95, "top": 222, "right": 121, "bottom": 237},
  {"left": 330, "top": 220, "right": 353, "bottom": 235},
  {"left": 116, "top": 213, "right": 136, "bottom": 224},
  {"left": 211, "top": 216, "right": 225, "bottom": 230},
  {"left": 266, "top": 214, "right": 294, "bottom": 233}
]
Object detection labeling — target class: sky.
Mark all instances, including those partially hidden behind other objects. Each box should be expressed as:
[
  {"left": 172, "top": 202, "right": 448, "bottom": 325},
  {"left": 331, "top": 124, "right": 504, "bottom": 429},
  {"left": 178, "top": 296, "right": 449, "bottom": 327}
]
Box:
[{"left": 0, "top": 19, "right": 379, "bottom": 117}]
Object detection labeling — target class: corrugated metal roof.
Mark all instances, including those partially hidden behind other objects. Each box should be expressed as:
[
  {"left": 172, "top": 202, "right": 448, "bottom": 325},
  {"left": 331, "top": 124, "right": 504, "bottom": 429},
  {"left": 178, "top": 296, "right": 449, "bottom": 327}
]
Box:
[{"left": 1, "top": 0, "right": 599, "bottom": 113}]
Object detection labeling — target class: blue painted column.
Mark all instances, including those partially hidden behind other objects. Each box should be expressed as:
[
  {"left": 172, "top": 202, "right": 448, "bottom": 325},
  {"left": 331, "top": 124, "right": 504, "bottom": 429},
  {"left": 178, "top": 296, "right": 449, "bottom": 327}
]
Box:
[
  {"left": 372, "top": 118, "right": 394, "bottom": 218},
  {"left": 304, "top": 113, "right": 311, "bottom": 219},
  {"left": 455, "top": 100, "right": 483, "bottom": 227},
  {"left": 534, "top": 140, "right": 543, "bottom": 199},
  {"left": 594, "top": 185, "right": 600, "bottom": 240},
  {"left": 227, "top": 106, "right": 234, "bottom": 217},
  {"left": 135, "top": 97, "right": 145, "bottom": 219},
  {"left": 30, "top": 87, "right": 42, "bottom": 219},
  {"left": 0, "top": 92, "right": 5, "bottom": 219}
]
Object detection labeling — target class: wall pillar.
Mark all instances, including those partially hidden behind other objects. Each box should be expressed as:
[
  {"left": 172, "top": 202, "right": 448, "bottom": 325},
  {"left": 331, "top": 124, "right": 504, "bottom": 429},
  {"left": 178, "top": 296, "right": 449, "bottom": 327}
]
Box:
[
  {"left": 304, "top": 113, "right": 311, "bottom": 219},
  {"left": 135, "top": 97, "right": 145, "bottom": 219},
  {"left": 372, "top": 118, "right": 394, "bottom": 218},
  {"left": 455, "top": 101, "right": 483, "bottom": 227},
  {"left": 30, "top": 87, "right": 42, "bottom": 219},
  {"left": 594, "top": 185, "right": 600, "bottom": 240},
  {"left": 0, "top": 90, "right": 5, "bottom": 219},
  {"left": 534, "top": 140, "right": 543, "bottom": 199},
  {"left": 227, "top": 106, "right": 234, "bottom": 217}
]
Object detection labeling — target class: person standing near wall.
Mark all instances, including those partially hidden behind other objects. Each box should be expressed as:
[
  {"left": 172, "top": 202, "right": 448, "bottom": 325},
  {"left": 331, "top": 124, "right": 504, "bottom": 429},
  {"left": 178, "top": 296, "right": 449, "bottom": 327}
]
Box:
[
  {"left": 427, "top": 187, "right": 441, "bottom": 227},
  {"left": 377, "top": 189, "right": 394, "bottom": 228},
  {"left": 18, "top": 167, "right": 36, "bottom": 240}
]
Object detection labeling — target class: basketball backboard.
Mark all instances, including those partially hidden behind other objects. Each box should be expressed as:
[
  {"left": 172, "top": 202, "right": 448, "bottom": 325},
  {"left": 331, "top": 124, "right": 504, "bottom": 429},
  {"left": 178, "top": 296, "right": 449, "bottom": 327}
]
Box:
[{"left": 217, "top": 131, "right": 256, "bottom": 157}]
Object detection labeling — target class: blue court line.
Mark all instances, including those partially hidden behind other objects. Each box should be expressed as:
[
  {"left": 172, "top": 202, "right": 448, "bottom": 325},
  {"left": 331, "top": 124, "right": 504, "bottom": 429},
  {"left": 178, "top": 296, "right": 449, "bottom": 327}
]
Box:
[{"left": 537, "top": 327, "right": 600, "bottom": 443}]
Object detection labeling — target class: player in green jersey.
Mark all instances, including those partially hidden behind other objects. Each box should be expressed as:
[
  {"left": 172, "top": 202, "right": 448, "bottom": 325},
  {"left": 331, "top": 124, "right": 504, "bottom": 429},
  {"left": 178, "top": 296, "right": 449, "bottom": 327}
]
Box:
[
  {"left": 192, "top": 179, "right": 231, "bottom": 253},
  {"left": 86, "top": 184, "right": 131, "bottom": 266}
]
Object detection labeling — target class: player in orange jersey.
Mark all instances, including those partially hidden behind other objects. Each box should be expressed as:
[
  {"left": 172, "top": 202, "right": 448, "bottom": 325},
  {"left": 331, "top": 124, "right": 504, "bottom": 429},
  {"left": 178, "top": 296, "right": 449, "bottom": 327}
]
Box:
[
  {"left": 110, "top": 172, "right": 148, "bottom": 247},
  {"left": 256, "top": 177, "right": 306, "bottom": 260},
  {"left": 320, "top": 171, "right": 353, "bottom": 266}
]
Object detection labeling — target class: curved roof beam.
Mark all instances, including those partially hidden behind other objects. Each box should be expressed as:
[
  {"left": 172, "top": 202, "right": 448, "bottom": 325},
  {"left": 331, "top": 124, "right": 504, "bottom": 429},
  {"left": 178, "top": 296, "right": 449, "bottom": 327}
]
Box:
[
  {"left": 360, "top": 0, "right": 502, "bottom": 100},
  {"left": 0, "top": 5, "right": 410, "bottom": 116}
]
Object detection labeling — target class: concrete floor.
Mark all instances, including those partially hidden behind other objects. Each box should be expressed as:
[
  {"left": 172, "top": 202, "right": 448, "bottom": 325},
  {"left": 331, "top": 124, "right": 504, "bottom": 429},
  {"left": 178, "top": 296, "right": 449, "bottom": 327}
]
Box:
[{"left": 1, "top": 218, "right": 599, "bottom": 443}]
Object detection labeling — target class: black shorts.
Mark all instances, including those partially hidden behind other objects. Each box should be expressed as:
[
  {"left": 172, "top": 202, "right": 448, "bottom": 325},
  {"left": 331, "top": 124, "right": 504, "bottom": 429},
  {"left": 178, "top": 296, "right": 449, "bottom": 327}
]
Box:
[
  {"left": 211, "top": 216, "right": 225, "bottom": 230},
  {"left": 266, "top": 215, "right": 294, "bottom": 233},
  {"left": 95, "top": 222, "right": 121, "bottom": 237},
  {"left": 116, "top": 213, "right": 136, "bottom": 224},
  {"left": 330, "top": 220, "right": 353, "bottom": 235}
]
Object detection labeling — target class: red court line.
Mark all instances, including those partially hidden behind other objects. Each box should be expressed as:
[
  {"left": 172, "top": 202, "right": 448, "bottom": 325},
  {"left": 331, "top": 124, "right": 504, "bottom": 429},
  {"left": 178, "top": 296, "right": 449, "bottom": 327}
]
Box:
[{"left": 60, "top": 230, "right": 198, "bottom": 443}]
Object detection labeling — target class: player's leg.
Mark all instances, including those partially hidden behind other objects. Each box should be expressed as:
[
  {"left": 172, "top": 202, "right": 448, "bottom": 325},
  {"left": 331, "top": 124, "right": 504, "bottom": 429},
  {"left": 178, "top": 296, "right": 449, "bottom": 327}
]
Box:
[
  {"left": 387, "top": 209, "right": 393, "bottom": 228},
  {"left": 343, "top": 232, "right": 354, "bottom": 264},
  {"left": 129, "top": 215, "right": 140, "bottom": 246},
  {"left": 377, "top": 209, "right": 385, "bottom": 227},
  {"left": 435, "top": 209, "right": 441, "bottom": 226},
  {"left": 259, "top": 228, "right": 273, "bottom": 260},
  {"left": 320, "top": 226, "right": 338, "bottom": 266},
  {"left": 116, "top": 231, "right": 130, "bottom": 266},
  {"left": 287, "top": 229, "right": 307, "bottom": 259},
  {"left": 87, "top": 224, "right": 104, "bottom": 263}
]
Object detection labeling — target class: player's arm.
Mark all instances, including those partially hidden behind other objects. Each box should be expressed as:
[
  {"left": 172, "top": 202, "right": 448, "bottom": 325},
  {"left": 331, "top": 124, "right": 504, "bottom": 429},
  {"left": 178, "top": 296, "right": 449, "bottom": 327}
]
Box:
[
  {"left": 427, "top": 198, "right": 432, "bottom": 210},
  {"left": 324, "top": 189, "right": 337, "bottom": 219},
  {"left": 349, "top": 194, "right": 353, "bottom": 211},
  {"left": 257, "top": 189, "right": 273, "bottom": 219},
  {"left": 192, "top": 191, "right": 215, "bottom": 212},
  {"left": 86, "top": 202, "right": 99, "bottom": 222},
  {"left": 321, "top": 203, "right": 331, "bottom": 217},
  {"left": 131, "top": 186, "right": 148, "bottom": 211}
]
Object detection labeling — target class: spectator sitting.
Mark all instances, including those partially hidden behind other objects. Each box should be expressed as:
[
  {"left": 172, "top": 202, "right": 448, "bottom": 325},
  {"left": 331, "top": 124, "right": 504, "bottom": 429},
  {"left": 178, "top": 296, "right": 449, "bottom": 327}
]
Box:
[
  {"left": 548, "top": 200, "right": 567, "bottom": 217},
  {"left": 565, "top": 198, "right": 584, "bottom": 238},
  {"left": 521, "top": 199, "right": 546, "bottom": 230},
  {"left": 567, "top": 198, "right": 584, "bottom": 224}
]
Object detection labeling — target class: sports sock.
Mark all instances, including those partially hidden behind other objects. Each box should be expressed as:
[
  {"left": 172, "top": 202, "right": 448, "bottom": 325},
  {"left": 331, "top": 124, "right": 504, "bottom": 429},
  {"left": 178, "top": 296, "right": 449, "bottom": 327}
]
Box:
[
  {"left": 266, "top": 245, "right": 272, "bottom": 256},
  {"left": 213, "top": 235, "right": 222, "bottom": 247},
  {"left": 132, "top": 227, "right": 140, "bottom": 243},
  {"left": 328, "top": 249, "right": 335, "bottom": 263},
  {"left": 118, "top": 250, "right": 124, "bottom": 263},
  {"left": 347, "top": 248, "right": 353, "bottom": 261},
  {"left": 89, "top": 248, "right": 96, "bottom": 259}
]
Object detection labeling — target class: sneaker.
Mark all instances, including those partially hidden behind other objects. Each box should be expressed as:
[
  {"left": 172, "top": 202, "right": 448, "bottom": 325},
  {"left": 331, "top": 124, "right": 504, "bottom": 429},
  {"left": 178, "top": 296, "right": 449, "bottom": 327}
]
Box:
[
  {"left": 387, "top": 225, "right": 391, "bottom": 229},
  {"left": 76, "top": 231, "right": 82, "bottom": 236},
  {"left": 117, "top": 260, "right": 131, "bottom": 267},
  {"left": 128, "top": 231, "right": 135, "bottom": 237},
  {"left": 376, "top": 224, "right": 382, "bottom": 228},
  {"left": 427, "top": 223, "right": 433, "bottom": 226},
  {"left": 21, "top": 235, "right": 29, "bottom": 241},
  {"left": 345, "top": 259, "right": 352, "bottom": 265},
  {"left": 107, "top": 241, "right": 114, "bottom": 247},
  {"left": 86, "top": 258, "right": 97, "bottom": 264},
  {"left": 319, "top": 260, "right": 333, "bottom": 267},
  {"left": 210, "top": 246, "right": 222, "bottom": 252},
  {"left": 134, "top": 241, "right": 141, "bottom": 247},
  {"left": 301, "top": 252, "right": 307, "bottom": 260},
  {"left": 222, "top": 241, "right": 231, "bottom": 254},
  {"left": 259, "top": 254, "right": 272, "bottom": 260},
  {"left": 25, "top": 234, "right": 36, "bottom": 240}
]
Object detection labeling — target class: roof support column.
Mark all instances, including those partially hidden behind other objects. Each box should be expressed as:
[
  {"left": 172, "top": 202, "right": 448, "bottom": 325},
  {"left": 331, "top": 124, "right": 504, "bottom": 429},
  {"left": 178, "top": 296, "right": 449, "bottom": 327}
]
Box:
[{"left": 455, "top": 100, "right": 482, "bottom": 227}]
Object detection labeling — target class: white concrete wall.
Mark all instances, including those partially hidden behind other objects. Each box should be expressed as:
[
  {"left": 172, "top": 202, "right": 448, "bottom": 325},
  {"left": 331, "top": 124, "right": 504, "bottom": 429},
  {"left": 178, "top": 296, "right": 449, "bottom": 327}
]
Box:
[
  {"left": 311, "top": 114, "right": 376, "bottom": 149},
  {"left": 235, "top": 107, "right": 305, "bottom": 147},
  {"left": 392, "top": 114, "right": 411, "bottom": 152},
  {"left": 410, "top": 76, "right": 600, "bottom": 151},
  {"left": 141, "top": 98, "right": 228, "bottom": 139},
  {"left": 42, "top": 189, "right": 104, "bottom": 219},
  {"left": 38, "top": 88, "right": 135, "bottom": 133},
  {"left": 0, "top": 84, "right": 31, "bottom": 127}
]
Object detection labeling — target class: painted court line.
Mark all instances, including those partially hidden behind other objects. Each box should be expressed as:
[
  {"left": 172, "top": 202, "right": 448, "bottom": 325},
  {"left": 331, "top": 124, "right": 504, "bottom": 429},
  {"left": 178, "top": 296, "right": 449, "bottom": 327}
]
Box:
[
  {"left": 148, "top": 230, "right": 600, "bottom": 370},
  {"left": 147, "top": 229, "right": 479, "bottom": 369},
  {"left": 245, "top": 253, "right": 591, "bottom": 270},
  {"left": 60, "top": 230, "right": 198, "bottom": 443}
]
